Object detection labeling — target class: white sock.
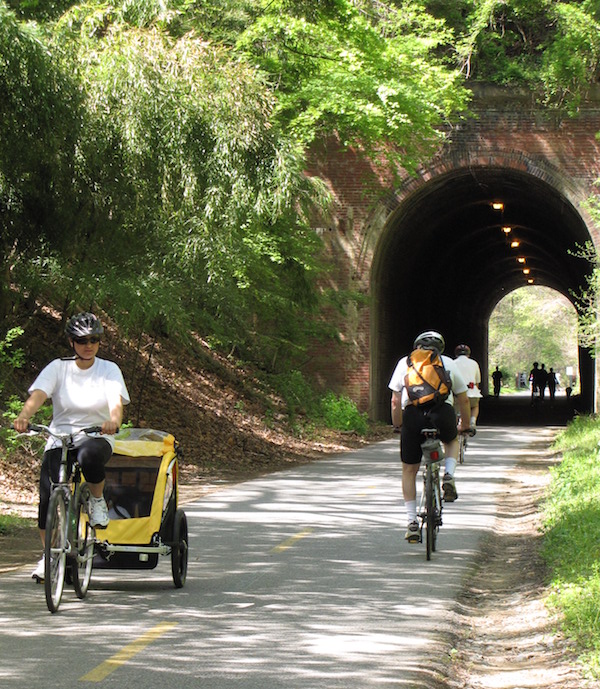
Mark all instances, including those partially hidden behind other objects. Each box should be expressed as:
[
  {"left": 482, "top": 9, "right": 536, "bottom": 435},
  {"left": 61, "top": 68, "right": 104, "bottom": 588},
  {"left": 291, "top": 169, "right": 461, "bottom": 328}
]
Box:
[
  {"left": 444, "top": 457, "right": 457, "bottom": 476},
  {"left": 470, "top": 416, "right": 476, "bottom": 427},
  {"left": 405, "top": 499, "right": 417, "bottom": 523}
]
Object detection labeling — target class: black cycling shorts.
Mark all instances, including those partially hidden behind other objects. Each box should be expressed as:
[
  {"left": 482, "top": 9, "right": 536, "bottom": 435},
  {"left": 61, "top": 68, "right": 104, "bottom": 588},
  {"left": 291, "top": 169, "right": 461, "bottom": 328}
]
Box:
[{"left": 400, "top": 403, "right": 458, "bottom": 465}]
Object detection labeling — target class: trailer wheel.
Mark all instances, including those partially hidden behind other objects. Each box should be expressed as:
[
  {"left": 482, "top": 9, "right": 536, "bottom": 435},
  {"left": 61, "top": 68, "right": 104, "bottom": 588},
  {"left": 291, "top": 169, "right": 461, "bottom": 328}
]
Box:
[{"left": 171, "top": 509, "right": 188, "bottom": 588}]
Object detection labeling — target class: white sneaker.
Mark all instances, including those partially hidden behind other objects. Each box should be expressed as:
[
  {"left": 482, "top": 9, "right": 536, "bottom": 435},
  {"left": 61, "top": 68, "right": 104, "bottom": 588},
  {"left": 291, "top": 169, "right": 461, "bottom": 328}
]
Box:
[
  {"left": 88, "top": 496, "right": 109, "bottom": 528},
  {"left": 32, "top": 556, "right": 45, "bottom": 582},
  {"left": 404, "top": 520, "right": 420, "bottom": 543}
]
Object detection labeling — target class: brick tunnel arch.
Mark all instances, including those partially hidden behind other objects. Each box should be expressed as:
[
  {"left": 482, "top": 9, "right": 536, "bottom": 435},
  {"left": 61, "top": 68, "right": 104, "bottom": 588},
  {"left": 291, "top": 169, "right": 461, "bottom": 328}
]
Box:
[{"left": 370, "top": 163, "right": 595, "bottom": 422}]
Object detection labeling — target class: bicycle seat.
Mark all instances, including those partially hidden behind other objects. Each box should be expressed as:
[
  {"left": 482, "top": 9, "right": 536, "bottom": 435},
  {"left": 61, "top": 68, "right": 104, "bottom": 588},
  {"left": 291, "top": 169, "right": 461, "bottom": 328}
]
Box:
[{"left": 421, "top": 431, "right": 444, "bottom": 463}]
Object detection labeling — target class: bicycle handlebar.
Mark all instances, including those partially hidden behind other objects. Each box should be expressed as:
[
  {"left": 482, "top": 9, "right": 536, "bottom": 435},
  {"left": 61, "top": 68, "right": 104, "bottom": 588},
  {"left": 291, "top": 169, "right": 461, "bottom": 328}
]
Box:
[{"left": 27, "top": 423, "right": 105, "bottom": 437}]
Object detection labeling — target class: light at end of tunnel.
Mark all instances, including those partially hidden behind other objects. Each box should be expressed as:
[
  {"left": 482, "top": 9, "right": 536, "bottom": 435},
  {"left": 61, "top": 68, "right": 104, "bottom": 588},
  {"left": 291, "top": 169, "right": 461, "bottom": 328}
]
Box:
[
  {"left": 502, "top": 226, "right": 512, "bottom": 234},
  {"left": 492, "top": 202, "right": 504, "bottom": 211},
  {"left": 517, "top": 256, "right": 526, "bottom": 263}
]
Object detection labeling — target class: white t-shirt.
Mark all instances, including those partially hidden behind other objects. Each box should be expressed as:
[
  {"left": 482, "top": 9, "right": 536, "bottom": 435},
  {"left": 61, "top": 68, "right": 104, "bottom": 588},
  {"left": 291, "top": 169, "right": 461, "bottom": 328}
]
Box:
[
  {"left": 453, "top": 355, "right": 482, "bottom": 398},
  {"left": 388, "top": 353, "right": 467, "bottom": 409},
  {"left": 29, "top": 357, "right": 130, "bottom": 451}
]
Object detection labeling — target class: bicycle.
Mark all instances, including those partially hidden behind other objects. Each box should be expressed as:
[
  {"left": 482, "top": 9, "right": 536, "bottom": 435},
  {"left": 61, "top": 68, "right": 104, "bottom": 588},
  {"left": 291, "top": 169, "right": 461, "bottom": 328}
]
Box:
[
  {"left": 417, "top": 428, "right": 444, "bottom": 560},
  {"left": 458, "top": 430, "right": 468, "bottom": 465},
  {"left": 26, "top": 424, "right": 101, "bottom": 613},
  {"left": 455, "top": 413, "right": 475, "bottom": 465}
]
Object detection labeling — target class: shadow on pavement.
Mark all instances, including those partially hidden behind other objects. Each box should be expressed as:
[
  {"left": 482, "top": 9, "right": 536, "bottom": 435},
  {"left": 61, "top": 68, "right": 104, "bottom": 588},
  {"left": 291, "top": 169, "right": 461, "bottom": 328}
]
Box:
[{"left": 479, "top": 393, "right": 583, "bottom": 427}]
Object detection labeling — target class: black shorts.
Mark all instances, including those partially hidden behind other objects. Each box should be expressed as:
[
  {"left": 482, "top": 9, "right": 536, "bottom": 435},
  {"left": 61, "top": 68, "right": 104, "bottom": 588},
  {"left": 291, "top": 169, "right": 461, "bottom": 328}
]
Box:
[{"left": 400, "top": 403, "right": 458, "bottom": 465}]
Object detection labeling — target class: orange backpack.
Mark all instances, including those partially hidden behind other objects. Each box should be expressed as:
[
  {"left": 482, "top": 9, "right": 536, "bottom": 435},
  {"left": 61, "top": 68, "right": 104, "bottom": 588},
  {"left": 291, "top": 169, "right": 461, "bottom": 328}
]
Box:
[{"left": 404, "top": 349, "right": 452, "bottom": 407}]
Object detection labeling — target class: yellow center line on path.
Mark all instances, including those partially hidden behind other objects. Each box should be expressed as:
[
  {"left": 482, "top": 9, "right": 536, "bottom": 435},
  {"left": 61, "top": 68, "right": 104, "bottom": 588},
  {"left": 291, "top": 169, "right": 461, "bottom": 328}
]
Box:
[
  {"left": 79, "top": 622, "right": 178, "bottom": 682},
  {"left": 271, "top": 528, "right": 314, "bottom": 553}
]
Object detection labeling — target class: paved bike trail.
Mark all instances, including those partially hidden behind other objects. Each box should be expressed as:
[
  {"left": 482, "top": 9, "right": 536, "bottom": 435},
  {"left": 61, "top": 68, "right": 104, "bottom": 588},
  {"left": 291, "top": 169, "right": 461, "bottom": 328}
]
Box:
[{"left": 0, "top": 426, "right": 556, "bottom": 689}]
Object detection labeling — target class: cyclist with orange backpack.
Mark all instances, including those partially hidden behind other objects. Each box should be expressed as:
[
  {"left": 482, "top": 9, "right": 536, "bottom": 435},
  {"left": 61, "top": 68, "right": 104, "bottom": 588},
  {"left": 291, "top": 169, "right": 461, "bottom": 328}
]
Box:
[{"left": 389, "top": 331, "right": 470, "bottom": 543}]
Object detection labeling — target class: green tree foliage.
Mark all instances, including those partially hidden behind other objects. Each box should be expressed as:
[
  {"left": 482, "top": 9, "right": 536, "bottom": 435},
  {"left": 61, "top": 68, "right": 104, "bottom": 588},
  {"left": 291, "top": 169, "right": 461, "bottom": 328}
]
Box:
[
  {"left": 0, "top": 0, "right": 475, "bottom": 373},
  {"left": 426, "top": 0, "right": 600, "bottom": 114},
  {"left": 3, "top": 3, "right": 334, "bottom": 370},
  {"left": 570, "top": 240, "right": 600, "bottom": 357},
  {"left": 0, "top": 4, "right": 81, "bottom": 317},
  {"left": 3, "top": 0, "right": 600, "bottom": 380},
  {"left": 232, "top": 0, "right": 471, "bottom": 170}
]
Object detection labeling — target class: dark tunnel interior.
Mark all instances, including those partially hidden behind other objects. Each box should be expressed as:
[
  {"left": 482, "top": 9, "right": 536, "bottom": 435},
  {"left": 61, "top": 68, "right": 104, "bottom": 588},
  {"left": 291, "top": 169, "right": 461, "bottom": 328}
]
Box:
[{"left": 371, "top": 166, "right": 594, "bottom": 422}]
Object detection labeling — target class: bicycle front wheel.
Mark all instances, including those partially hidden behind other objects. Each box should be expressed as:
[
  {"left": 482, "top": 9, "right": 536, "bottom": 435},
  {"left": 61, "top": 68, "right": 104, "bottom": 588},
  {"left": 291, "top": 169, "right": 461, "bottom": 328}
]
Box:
[
  {"left": 72, "top": 482, "right": 94, "bottom": 599},
  {"left": 45, "top": 490, "right": 68, "bottom": 613},
  {"left": 425, "top": 467, "right": 436, "bottom": 561},
  {"left": 458, "top": 434, "right": 467, "bottom": 464}
]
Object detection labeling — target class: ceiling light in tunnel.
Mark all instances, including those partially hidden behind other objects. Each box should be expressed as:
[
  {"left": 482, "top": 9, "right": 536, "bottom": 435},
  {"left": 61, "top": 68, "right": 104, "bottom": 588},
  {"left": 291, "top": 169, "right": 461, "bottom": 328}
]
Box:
[
  {"left": 527, "top": 278, "right": 534, "bottom": 284},
  {"left": 502, "top": 226, "right": 512, "bottom": 234},
  {"left": 492, "top": 202, "right": 504, "bottom": 211},
  {"left": 510, "top": 240, "right": 520, "bottom": 248},
  {"left": 523, "top": 268, "right": 530, "bottom": 274},
  {"left": 517, "top": 256, "right": 526, "bottom": 263}
]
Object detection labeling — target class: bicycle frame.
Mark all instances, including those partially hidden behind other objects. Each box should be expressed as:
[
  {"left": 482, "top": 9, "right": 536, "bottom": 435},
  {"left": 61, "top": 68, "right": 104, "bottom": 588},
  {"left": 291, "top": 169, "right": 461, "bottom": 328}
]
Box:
[{"left": 28, "top": 424, "right": 100, "bottom": 613}]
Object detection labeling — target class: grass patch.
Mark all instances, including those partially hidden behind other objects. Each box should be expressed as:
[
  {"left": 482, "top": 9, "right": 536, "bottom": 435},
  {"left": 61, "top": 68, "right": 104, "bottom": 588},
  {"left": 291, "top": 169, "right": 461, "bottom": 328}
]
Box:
[
  {"left": 0, "top": 512, "right": 32, "bottom": 536},
  {"left": 542, "top": 415, "right": 600, "bottom": 678}
]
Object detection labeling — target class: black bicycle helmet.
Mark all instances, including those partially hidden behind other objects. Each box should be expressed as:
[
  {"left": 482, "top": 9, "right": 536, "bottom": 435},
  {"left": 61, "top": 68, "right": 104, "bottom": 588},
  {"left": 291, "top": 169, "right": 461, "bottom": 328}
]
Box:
[
  {"left": 454, "top": 344, "right": 471, "bottom": 357},
  {"left": 65, "top": 312, "right": 104, "bottom": 339},
  {"left": 413, "top": 330, "right": 445, "bottom": 355}
]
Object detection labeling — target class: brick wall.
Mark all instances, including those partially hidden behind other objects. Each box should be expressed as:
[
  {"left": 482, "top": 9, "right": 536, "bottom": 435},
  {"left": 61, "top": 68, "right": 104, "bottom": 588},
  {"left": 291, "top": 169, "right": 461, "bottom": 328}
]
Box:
[{"left": 305, "top": 85, "right": 600, "bottom": 415}]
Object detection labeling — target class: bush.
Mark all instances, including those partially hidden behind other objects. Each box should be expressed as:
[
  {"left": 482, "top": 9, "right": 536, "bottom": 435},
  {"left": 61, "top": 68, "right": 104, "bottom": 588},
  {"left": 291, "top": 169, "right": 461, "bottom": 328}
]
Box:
[
  {"left": 320, "top": 392, "right": 369, "bottom": 435},
  {"left": 270, "top": 369, "right": 320, "bottom": 420}
]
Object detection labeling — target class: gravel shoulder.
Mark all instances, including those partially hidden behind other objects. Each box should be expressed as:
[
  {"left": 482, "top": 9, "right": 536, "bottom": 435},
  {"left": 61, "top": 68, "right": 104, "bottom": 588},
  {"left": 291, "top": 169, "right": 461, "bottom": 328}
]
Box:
[{"left": 444, "top": 437, "right": 597, "bottom": 689}]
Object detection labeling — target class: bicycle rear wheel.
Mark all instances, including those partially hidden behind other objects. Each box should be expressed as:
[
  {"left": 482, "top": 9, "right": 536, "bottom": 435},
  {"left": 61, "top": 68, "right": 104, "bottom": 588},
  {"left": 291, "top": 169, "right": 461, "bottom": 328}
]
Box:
[
  {"left": 425, "top": 467, "right": 436, "bottom": 560},
  {"left": 72, "top": 482, "right": 94, "bottom": 599},
  {"left": 45, "top": 490, "right": 68, "bottom": 613}
]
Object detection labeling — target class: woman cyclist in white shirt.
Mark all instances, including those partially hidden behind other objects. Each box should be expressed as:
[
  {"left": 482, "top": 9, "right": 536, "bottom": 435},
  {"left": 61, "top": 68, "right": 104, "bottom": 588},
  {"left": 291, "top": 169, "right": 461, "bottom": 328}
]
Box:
[{"left": 13, "top": 312, "right": 130, "bottom": 581}]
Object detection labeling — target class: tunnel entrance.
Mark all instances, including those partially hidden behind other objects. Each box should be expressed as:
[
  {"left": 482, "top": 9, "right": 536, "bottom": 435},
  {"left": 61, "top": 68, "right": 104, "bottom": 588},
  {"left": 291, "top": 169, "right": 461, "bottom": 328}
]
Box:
[{"left": 370, "top": 165, "right": 594, "bottom": 422}]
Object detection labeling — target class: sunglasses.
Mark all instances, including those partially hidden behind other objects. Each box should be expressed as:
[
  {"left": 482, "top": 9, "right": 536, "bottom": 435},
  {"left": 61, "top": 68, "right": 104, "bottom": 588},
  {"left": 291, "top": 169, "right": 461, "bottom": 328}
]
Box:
[{"left": 73, "top": 336, "right": 101, "bottom": 345}]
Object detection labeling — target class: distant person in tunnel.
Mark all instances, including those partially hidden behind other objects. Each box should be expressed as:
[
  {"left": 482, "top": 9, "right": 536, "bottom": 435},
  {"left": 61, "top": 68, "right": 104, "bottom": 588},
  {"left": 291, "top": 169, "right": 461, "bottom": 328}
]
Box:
[
  {"left": 452, "top": 344, "right": 482, "bottom": 432},
  {"left": 492, "top": 366, "right": 503, "bottom": 397},
  {"left": 538, "top": 363, "right": 549, "bottom": 400},
  {"left": 547, "top": 367, "right": 558, "bottom": 401},
  {"left": 529, "top": 362, "right": 540, "bottom": 404},
  {"left": 388, "top": 330, "right": 471, "bottom": 543}
]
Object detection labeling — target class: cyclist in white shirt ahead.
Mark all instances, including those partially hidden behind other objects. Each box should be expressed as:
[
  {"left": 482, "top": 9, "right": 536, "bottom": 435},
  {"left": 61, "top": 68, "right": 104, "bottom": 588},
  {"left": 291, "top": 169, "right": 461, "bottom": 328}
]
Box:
[
  {"left": 389, "top": 331, "right": 470, "bottom": 543},
  {"left": 13, "top": 312, "right": 130, "bottom": 581},
  {"left": 452, "top": 344, "right": 482, "bottom": 432}
]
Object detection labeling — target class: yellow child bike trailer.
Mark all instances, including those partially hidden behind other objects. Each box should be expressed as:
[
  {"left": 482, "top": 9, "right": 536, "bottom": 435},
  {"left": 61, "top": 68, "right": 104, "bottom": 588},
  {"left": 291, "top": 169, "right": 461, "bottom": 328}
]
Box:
[{"left": 94, "top": 428, "right": 188, "bottom": 588}]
